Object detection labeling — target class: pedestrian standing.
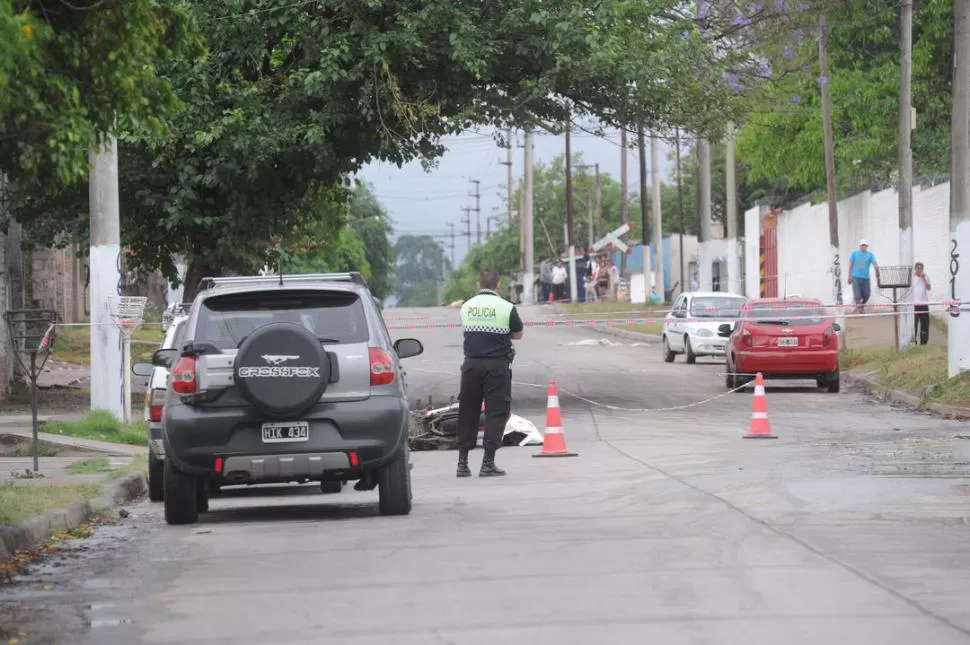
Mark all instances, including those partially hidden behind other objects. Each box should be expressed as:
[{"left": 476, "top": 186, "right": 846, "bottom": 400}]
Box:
[
  {"left": 608, "top": 258, "right": 620, "bottom": 301},
  {"left": 456, "top": 270, "right": 524, "bottom": 478},
  {"left": 911, "top": 261, "right": 932, "bottom": 345},
  {"left": 552, "top": 260, "right": 568, "bottom": 301},
  {"left": 539, "top": 259, "right": 552, "bottom": 304},
  {"left": 847, "top": 239, "right": 880, "bottom": 314}
]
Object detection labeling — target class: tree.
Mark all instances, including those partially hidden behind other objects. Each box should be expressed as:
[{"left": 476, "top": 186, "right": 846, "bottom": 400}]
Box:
[
  {"left": 348, "top": 182, "right": 395, "bottom": 302},
  {"left": 0, "top": 1, "right": 201, "bottom": 194},
  {"left": 9, "top": 0, "right": 762, "bottom": 286},
  {"left": 395, "top": 235, "right": 448, "bottom": 307},
  {"left": 735, "top": 0, "right": 952, "bottom": 200}
]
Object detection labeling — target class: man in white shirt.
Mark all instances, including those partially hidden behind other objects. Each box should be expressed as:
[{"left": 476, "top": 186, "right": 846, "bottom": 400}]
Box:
[
  {"left": 552, "top": 260, "right": 568, "bottom": 302},
  {"left": 911, "top": 261, "right": 932, "bottom": 345}
]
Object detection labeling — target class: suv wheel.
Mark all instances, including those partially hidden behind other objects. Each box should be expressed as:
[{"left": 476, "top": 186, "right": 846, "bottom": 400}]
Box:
[
  {"left": 378, "top": 445, "right": 412, "bottom": 516},
  {"left": 148, "top": 454, "right": 164, "bottom": 502},
  {"left": 321, "top": 479, "right": 343, "bottom": 494},
  {"left": 685, "top": 336, "right": 697, "bottom": 364},
  {"left": 164, "top": 459, "right": 200, "bottom": 525}
]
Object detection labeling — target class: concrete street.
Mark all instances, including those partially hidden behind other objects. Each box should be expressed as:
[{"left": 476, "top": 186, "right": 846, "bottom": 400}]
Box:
[{"left": 2, "top": 305, "right": 970, "bottom": 644}]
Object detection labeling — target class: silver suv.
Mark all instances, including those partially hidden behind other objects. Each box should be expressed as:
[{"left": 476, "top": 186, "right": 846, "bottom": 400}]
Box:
[{"left": 151, "top": 272, "right": 423, "bottom": 525}]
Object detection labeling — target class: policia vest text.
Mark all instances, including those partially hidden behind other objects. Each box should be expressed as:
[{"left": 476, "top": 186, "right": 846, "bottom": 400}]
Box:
[{"left": 459, "top": 289, "right": 519, "bottom": 359}]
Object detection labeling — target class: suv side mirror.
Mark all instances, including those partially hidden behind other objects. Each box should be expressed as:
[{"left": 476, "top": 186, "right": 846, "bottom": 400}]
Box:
[
  {"left": 831, "top": 323, "right": 841, "bottom": 332},
  {"left": 394, "top": 338, "right": 424, "bottom": 359},
  {"left": 152, "top": 348, "right": 179, "bottom": 369},
  {"left": 717, "top": 323, "right": 733, "bottom": 337},
  {"left": 672, "top": 310, "right": 686, "bottom": 319},
  {"left": 132, "top": 363, "right": 155, "bottom": 377}
]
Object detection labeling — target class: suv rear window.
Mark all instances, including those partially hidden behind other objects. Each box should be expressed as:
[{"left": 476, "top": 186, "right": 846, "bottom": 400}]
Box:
[
  {"left": 196, "top": 290, "right": 369, "bottom": 350},
  {"left": 743, "top": 303, "right": 830, "bottom": 327}
]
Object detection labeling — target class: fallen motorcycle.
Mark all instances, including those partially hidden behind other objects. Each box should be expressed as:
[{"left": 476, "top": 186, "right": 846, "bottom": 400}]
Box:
[{"left": 408, "top": 399, "right": 544, "bottom": 451}]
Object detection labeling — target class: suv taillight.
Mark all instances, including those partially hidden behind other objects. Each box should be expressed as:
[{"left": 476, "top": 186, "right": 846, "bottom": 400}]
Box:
[
  {"left": 741, "top": 327, "right": 753, "bottom": 347},
  {"left": 171, "top": 355, "right": 198, "bottom": 394},
  {"left": 369, "top": 348, "right": 395, "bottom": 386},
  {"left": 149, "top": 388, "right": 166, "bottom": 421}
]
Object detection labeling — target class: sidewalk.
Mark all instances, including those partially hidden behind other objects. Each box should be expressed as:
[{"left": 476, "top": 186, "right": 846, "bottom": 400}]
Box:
[
  {"left": 844, "top": 311, "right": 945, "bottom": 349},
  {"left": 0, "top": 416, "right": 146, "bottom": 458}
]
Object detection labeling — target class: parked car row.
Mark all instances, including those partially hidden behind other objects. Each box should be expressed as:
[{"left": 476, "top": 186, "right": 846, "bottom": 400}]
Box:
[{"left": 661, "top": 292, "right": 842, "bottom": 394}]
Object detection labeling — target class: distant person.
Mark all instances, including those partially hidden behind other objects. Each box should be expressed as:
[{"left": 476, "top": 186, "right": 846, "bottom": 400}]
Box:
[
  {"left": 585, "top": 261, "right": 600, "bottom": 302},
  {"left": 911, "top": 261, "right": 932, "bottom": 345},
  {"left": 552, "top": 260, "right": 568, "bottom": 301},
  {"left": 608, "top": 258, "right": 620, "bottom": 301},
  {"left": 848, "top": 239, "right": 880, "bottom": 314},
  {"left": 539, "top": 259, "right": 553, "bottom": 304}
]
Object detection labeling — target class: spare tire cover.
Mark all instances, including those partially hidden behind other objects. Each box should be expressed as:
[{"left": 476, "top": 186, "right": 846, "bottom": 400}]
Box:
[{"left": 233, "top": 322, "right": 331, "bottom": 418}]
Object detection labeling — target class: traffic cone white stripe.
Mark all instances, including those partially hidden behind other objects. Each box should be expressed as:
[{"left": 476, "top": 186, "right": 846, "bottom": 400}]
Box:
[
  {"left": 754, "top": 385, "right": 766, "bottom": 396},
  {"left": 547, "top": 395, "right": 560, "bottom": 408},
  {"left": 751, "top": 412, "right": 768, "bottom": 419},
  {"left": 544, "top": 426, "right": 563, "bottom": 434}
]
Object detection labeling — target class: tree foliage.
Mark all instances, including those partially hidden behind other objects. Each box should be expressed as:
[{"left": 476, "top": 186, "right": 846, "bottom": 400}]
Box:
[
  {"left": 394, "top": 234, "right": 448, "bottom": 307},
  {"left": 735, "top": 0, "right": 952, "bottom": 199},
  {"left": 0, "top": 0, "right": 201, "bottom": 192},
  {"left": 7, "top": 0, "right": 763, "bottom": 286}
]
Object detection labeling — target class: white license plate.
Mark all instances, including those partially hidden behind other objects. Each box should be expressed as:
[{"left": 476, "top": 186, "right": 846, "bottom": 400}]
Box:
[
  {"left": 776, "top": 337, "right": 799, "bottom": 347},
  {"left": 261, "top": 422, "right": 309, "bottom": 443}
]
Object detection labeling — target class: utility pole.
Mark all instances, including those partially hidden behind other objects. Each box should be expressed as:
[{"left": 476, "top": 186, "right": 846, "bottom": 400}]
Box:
[
  {"left": 726, "top": 122, "right": 741, "bottom": 296},
  {"left": 651, "top": 130, "right": 665, "bottom": 302},
  {"left": 564, "top": 117, "right": 577, "bottom": 302},
  {"left": 898, "top": 0, "right": 915, "bottom": 350},
  {"left": 620, "top": 127, "right": 629, "bottom": 275},
  {"left": 819, "top": 15, "right": 843, "bottom": 311},
  {"left": 523, "top": 128, "right": 535, "bottom": 305},
  {"left": 589, "top": 163, "right": 603, "bottom": 246},
  {"left": 469, "top": 179, "right": 482, "bottom": 244},
  {"left": 501, "top": 128, "right": 514, "bottom": 226},
  {"left": 638, "top": 125, "right": 651, "bottom": 282},
  {"left": 676, "top": 128, "right": 686, "bottom": 294},
  {"left": 88, "top": 136, "right": 124, "bottom": 418},
  {"left": 447, "top": 222, "right": 456, "bottom": 268},
  {"left": 697, "top": 138, "right": 713, "bottom": 292},
  {"left": 461, "top": 207, "right": 472, "bottom": 253},
  {"left": 949, "top": 0, "right": 970, "bottom": 377}
]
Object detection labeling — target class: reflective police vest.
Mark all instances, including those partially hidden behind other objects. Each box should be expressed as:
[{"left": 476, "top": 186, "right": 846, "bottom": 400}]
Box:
[{"left": 459, "top": 289, "right": 515, "bottom": 359}]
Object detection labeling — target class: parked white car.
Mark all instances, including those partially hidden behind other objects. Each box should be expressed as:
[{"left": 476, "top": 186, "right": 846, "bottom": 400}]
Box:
[
  {"left": 133, "top": 314, "right": 189, "bottom": 502},
  {"left": 662, "top": 291, "right": 747, "bottom": 364}
]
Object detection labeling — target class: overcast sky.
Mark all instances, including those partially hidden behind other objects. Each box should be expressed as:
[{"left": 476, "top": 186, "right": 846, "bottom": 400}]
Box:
[{"left": 354, "top": 123, "right": 674, "bottom": 267}]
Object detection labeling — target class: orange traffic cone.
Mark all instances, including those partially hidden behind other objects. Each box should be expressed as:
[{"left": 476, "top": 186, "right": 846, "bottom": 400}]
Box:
[
  {"left": 743, "top": 372, "right": 776, "bottom": 439},
  {"left": 533, "top": 380, "right": 579, "bottom": 458}
]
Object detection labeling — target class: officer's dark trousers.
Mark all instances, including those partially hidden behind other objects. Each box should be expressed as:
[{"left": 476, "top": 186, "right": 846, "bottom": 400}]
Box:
[{"left": 457, "top": 357, "right": 512, "bottom": 453}]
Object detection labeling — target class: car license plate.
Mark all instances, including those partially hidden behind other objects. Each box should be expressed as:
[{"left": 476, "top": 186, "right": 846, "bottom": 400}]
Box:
[
  {"left": 777, "top": 337, "right": 798, "bottom": 347},
  {"left": 261, "top": 422, "right": 309, "bottom": 443}
]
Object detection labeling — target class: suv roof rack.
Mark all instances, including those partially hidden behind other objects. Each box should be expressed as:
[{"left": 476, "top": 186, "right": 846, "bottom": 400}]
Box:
[{"left": 197, "top": 272, "right": 368, "bottom": 292}]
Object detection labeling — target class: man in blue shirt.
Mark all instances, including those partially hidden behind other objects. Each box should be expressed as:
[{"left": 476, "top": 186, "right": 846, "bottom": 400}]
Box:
[{"left": 847, "top": 239, "right": 880, "bottom": 313}]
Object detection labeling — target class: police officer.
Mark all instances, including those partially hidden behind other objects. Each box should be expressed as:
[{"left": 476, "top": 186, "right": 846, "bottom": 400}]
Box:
[{"left": 456, "top": 269, "right": 524, "bottom": 478}]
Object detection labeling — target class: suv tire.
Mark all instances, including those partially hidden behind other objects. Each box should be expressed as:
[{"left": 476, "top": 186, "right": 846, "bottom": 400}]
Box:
[
  {"left": 662, "top": 336, "right": 675, "bottom": 363},
  {"left": 685, "top": 336, "right": 697, "bottom": 364},
  {"left": 378, "top": 445, "right": 412, "bottom": 516},
  {"left": 164, "top": 459, "right": 199, "bottom": 525},
  {"left": 827, "top": 368, "right": 841, "bottom": 393},
  {"left": 148, "top": 454, "right": 164, "bottom": 502}
]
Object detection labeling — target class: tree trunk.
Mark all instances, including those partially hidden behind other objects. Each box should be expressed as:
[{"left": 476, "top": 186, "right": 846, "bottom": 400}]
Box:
[{"left": 182, "top": 262, "right": 225, "bottom": 303}]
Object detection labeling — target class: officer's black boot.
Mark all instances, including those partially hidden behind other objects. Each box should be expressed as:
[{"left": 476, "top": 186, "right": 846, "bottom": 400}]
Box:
[
  {"left": 456, "top": 449, "right": 471, "bottom": 478},
  {"left": 479, "top": 449, "right": 506, "bottom": 477}
]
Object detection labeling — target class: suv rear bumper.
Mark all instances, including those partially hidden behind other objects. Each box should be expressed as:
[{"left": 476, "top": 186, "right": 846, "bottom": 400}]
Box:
[{"left": 162, "top": 395, "right": 409, "bottom": 481}]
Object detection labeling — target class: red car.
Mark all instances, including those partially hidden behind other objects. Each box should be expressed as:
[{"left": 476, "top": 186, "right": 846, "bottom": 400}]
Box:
[{"left": 719, "top": 297, "right": 842, "bottom": 393}]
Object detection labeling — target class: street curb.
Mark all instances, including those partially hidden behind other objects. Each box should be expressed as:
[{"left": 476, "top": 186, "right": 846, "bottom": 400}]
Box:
[
  {"left": 845, "top": 371, "right": 970, "bottom": 420},
  {"left": 592, "top": 326, "right": 662, "bottom": 344},
  {"left": 0, "top": 472, "right": 147, "bottom": 563}
]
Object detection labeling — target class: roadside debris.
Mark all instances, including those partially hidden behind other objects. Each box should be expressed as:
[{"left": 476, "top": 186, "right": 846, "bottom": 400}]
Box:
[{"left": 408, "top": 400, "right": 543, "bottom": 451}]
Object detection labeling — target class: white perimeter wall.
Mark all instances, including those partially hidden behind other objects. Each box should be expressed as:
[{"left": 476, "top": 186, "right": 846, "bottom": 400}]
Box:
[{"left": 743, "top": 183, "right": 950, "bottom": 312}]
